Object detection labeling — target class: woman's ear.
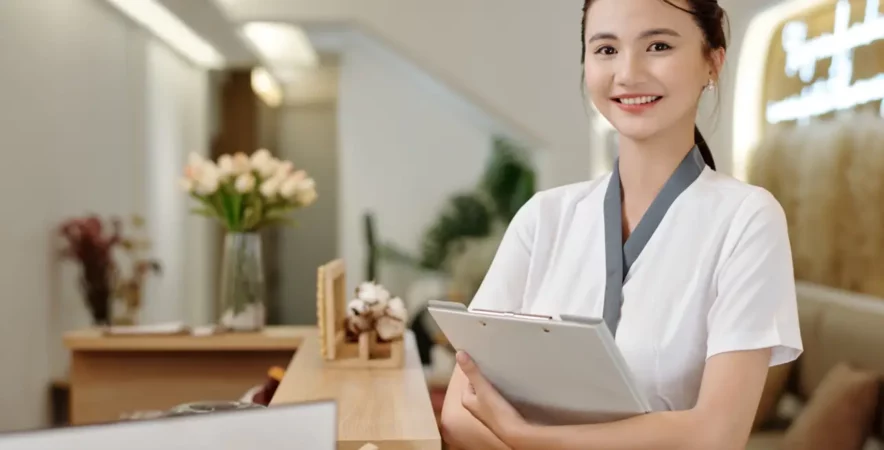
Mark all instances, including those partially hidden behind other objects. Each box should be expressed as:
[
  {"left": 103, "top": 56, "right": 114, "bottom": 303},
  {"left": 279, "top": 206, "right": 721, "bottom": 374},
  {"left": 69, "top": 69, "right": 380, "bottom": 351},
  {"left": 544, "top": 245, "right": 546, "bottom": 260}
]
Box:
[{"left": 708, "top": 48, "right": 726, "bottom": 82}]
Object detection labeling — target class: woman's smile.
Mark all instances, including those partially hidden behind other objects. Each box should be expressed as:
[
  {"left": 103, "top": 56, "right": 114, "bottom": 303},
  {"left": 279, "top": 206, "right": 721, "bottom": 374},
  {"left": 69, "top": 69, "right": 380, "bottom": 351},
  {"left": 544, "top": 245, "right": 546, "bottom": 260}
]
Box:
[{"left": 611, "top": 94, "right": 664, "bottom": 113}]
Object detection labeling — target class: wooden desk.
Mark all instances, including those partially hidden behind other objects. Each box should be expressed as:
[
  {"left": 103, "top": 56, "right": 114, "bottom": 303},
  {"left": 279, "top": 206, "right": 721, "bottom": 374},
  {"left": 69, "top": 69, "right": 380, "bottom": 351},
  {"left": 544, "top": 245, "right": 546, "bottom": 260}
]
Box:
[
  {"left": 64, "top": 326, "right": 312, "bottom": 425},
  {"left": 271, "top": 329, "right": 441, "bottom": 450}
]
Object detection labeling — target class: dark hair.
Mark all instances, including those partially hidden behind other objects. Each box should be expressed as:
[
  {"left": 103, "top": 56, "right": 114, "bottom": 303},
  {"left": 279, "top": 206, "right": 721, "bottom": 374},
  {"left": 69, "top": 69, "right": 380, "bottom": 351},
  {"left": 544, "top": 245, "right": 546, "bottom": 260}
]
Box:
[{"left": 580, "top": 0, "right": 728, "bottom": 170}]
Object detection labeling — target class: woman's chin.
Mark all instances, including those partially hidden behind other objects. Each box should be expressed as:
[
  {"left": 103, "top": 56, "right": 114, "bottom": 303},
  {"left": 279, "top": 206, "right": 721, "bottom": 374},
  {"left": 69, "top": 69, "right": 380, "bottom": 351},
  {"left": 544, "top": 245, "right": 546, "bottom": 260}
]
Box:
[{"left": 608, "top": 122, "right": 664, "bottom": 142}]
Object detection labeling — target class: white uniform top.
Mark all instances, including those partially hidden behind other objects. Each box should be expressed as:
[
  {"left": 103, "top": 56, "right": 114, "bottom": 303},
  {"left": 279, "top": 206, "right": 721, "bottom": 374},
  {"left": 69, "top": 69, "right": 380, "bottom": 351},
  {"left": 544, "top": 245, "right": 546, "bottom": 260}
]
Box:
[{"left": 468, "top": 155, "right": 803, "bottom": 412}]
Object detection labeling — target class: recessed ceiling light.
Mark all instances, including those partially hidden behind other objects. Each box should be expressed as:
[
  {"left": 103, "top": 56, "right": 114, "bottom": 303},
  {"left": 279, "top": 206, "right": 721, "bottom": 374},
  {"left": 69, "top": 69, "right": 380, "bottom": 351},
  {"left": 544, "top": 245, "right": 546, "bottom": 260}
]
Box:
[
  {"left": 102, "top": 0, "right": 224, "bottom": 69},
  {"left": 241, "top": 22, "right": 319, "bottom": 69},
  {"left": 252, "top": 67, "right": 283, "bottom": 108}
]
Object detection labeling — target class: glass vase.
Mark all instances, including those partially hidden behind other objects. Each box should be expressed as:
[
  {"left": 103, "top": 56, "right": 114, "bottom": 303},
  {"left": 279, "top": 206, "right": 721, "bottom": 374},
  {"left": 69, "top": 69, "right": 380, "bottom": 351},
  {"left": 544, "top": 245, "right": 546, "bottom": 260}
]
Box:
[{"left": 218, "top": 232, "right": 266, "bottom": 332}]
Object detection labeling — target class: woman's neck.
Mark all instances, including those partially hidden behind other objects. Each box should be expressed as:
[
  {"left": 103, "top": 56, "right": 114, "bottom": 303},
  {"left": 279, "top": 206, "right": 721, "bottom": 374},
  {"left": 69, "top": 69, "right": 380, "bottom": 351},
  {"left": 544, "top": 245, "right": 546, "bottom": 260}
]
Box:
[{"left": 616, "top": 125, "right": 696, "bottom": 199}]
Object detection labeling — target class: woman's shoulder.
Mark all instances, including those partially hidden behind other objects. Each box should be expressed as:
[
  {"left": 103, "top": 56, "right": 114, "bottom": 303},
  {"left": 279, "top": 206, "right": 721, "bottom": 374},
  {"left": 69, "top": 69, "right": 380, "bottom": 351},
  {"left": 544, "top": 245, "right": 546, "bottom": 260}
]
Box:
[
  {"left": 504, "top": 177, "right": 609, "bottom": 242},
  {"left": 696, "top": 170, "right": 786, "bottom": 217},
  {"left": 695, "top": 170, "right": 789, "bottom": 242},
  {"left": 524, "top": 175, "right": 611, "bottom": 216}
]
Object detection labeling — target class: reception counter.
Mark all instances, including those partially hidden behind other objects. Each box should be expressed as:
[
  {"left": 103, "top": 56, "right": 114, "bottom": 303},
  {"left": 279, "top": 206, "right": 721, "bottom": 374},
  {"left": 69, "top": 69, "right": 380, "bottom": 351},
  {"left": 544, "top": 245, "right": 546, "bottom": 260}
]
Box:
[
  {"left": 64, "top": 326, "right": 311, "bottom": 424},
  {"left": 271, "top": 330, "right": 442, "bottom": 450}
]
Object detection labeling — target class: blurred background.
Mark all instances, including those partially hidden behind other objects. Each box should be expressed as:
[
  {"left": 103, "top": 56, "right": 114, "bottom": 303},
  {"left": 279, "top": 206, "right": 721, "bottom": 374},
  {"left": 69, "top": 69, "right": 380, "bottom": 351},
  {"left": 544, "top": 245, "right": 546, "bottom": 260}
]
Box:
[{"left": 1, "top": 0, "right": 883, "bottom": 447}]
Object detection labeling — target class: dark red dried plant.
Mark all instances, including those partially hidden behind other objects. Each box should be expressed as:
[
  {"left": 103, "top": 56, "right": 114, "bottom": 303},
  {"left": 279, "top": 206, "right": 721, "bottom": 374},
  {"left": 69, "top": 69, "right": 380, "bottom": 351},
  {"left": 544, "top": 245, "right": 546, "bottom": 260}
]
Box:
[{"left": 58, "top": 216, "right": 123, "bottom": 325}]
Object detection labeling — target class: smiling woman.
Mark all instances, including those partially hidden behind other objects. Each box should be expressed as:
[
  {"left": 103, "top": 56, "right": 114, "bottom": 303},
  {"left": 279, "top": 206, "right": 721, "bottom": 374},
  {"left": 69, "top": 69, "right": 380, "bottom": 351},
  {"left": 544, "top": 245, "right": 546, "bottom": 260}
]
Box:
[{"left": 439, "top": 1, "right": 802, "bottom": 450}]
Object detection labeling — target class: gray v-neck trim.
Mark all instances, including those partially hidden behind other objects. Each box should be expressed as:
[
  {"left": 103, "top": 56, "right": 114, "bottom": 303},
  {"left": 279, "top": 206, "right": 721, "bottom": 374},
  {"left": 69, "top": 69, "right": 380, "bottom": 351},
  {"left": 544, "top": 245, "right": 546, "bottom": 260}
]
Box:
[{"left": 602, "top": 146, "right": 705, "bottom": 337}]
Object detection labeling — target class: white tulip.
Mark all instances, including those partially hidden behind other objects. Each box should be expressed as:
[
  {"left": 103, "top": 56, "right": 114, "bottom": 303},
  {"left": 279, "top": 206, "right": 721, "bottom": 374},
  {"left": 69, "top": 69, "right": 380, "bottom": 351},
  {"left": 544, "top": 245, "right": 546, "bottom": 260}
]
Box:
[
  {"left": 232, "top": 152, "right": 251, "bottom": 175},
  {"left": 217, "top": 154, "right": 235, "bottom": 178},
  {"left": 274, "top": 161, "right": 294, "bottom": 178},
  {"left": 257, "top": 158, "right": 279, "bottom": 179},
  {"left": 298, "top": 177, "right": 315, "bottom": 192},
  {"left": 179, "top": 177, "right": 195, "bottom": 192},
  {"left": 234, "top": 173, "right": 256, "bottom": 193},
  {"left": 196, "top": 165, "right": 221, "bottom": 195},
  {"left": 250, "top": 148, "right": 272, "bottom": 168},
  {"left": 297, "top": 189, "right": 317, "bottom": 206},
  {"left": 279, "top": 176, "right": 299, "bottom": 199},
  {"left": 259, "top": 175, "right": 281, "bottom": 198},
  {"left": 250, "top": 149, "right": 277, "bottom": 177},
  {"left": 296, "top": 178, "right": 317, "bottom": 205},
  {"left": 183, "top": 163, "right": 202, "bottom": 182},
  {"left": 188, "top": 152, "right": 206, "bottom": 167},
  {"left": 279, "top": 171, "right": 305, "bottom": 199}
]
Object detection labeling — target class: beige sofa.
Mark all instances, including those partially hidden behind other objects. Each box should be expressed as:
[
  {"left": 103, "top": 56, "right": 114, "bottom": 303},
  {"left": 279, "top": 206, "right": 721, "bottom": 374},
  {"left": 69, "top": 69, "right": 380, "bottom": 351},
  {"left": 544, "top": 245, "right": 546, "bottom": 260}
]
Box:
[{"left": 747, "top": 281, "right": 884, "bottom": 450}]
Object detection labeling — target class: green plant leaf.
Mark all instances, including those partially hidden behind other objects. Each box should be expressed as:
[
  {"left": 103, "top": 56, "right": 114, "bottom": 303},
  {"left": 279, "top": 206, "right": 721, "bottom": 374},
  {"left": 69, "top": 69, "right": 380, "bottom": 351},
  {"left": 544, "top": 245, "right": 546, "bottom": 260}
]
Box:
[
  {"left": 242, "top": 194, "right": 264, "bottom": 231},
  {"left": 190, "top": 207, "right": 218, "bottom": 218}
]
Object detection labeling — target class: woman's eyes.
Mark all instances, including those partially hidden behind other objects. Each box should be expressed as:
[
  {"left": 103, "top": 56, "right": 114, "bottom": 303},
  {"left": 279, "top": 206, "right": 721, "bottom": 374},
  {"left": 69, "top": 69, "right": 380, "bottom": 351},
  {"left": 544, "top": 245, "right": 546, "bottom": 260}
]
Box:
[
  {"left": 594, "top": 46, "right": 617, "bottom": 55},
  {"left": 592, "top": 42, "right": 673, "bottom": 55},
  {"left": 648, "top": 42, "right": 673, "bottom": 52}
]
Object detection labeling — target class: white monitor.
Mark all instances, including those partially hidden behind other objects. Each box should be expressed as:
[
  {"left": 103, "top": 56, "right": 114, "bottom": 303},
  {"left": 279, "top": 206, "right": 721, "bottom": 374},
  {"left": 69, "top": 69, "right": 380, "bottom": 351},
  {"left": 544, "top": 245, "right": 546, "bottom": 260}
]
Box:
[{"left": 0, "top": 401, "right": 337, "bottom": 450}]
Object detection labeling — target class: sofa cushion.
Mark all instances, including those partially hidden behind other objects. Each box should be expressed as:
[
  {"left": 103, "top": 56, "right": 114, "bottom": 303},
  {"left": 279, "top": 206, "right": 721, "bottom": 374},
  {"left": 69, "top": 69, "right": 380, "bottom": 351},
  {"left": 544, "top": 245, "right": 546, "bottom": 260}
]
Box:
[{"left": 781, "top": 363, "right": 880, "bottom": 450}]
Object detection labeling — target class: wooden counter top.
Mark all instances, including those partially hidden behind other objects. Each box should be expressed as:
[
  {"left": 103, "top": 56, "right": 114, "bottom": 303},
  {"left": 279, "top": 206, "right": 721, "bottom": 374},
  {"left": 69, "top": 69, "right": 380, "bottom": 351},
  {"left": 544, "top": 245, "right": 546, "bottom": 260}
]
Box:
[
  {"left": 271, "top": 329, "right": 441, "bottom": 450},
  {"left": 64, "top": 326, "right": 312, "bottom": 352}
]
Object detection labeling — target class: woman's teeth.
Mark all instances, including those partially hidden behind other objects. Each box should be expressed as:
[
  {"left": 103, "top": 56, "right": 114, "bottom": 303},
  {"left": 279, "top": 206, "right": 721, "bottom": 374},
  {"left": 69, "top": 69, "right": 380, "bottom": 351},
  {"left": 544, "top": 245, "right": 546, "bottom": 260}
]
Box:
[{"left": 618, "top": 96, "right": 661, "bottom": 105}]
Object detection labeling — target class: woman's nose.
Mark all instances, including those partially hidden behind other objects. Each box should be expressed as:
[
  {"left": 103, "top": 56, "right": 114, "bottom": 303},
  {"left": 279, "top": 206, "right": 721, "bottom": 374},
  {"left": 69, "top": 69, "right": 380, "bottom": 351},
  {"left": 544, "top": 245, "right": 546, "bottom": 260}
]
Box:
[{"left": 613, "top": 51, "right": 647, "bottom": 86}]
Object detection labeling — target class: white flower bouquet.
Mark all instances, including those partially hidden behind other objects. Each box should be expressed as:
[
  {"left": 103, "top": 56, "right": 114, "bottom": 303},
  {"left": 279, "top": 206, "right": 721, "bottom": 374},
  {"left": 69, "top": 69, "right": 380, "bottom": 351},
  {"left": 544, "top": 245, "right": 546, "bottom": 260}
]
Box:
[
  {"left": 346, "top": 281, "right": 408, "bottom": 342},
  {"left": 180, "top": 149, "right": 317, "bottom": 331},
  {"left": 180, "top": 149, "right": 317, "bottom": 232}
]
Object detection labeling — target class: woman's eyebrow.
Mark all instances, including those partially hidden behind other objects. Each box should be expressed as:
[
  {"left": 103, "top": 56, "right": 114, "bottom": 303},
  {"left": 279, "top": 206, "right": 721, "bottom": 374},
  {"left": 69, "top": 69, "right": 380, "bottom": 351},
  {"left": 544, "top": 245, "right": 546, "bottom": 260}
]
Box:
[
  {"left": 640, "top": 28, "right": 681, "bottom": 39},
  {"left": 587, "top": 28, "right": 682, "bottom": 43},
  {"left": 588, "top": 32, "right": 618, "bottom": 43}
]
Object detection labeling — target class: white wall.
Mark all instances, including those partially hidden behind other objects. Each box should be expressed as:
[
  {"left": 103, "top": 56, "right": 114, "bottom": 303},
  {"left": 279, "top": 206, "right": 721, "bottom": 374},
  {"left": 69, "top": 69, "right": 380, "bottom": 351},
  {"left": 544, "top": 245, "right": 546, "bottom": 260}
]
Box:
[
  {"left": 0, "top": 0, "right": 213, "bottom": 431},
  {"left": 276, "top": 100, "right": 339, "bottom": 323},
  {"left": 337, "top": 34, "right": 496, "bottom": 296},
  {"left": 213, "top": 0, "right": 592, "bottom": 190},
  {"left": 143, "top": 40, "right": 215, "bottom": 326}
]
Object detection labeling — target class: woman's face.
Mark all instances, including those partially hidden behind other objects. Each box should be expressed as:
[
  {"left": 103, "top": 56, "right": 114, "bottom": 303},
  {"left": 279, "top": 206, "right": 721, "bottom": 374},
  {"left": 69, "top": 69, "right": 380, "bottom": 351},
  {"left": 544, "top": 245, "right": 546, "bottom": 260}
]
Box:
[{"left": 583, "top": 0, "right": 722, "bottom": 141}]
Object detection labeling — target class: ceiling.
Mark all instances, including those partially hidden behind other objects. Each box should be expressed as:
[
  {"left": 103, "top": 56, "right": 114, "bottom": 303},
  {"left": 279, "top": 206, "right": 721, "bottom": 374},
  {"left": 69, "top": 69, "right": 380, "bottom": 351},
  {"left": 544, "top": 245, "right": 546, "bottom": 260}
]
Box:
[{"left": 156, "top": 0, "right": 259, "bottom": 68}]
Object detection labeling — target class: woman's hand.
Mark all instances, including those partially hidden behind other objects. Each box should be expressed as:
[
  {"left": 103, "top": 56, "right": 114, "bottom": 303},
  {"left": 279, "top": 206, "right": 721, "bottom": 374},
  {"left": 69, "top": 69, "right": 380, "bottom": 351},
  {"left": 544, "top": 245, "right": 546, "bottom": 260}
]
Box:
[{"left": 456, "top": 351, "right": 527, "bottom": 443}]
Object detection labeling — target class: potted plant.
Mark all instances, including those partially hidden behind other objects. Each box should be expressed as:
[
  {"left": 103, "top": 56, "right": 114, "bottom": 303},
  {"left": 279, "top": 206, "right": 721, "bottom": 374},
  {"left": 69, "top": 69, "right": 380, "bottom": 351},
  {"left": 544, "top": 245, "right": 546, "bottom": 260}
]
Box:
[{"left": 180, "top": 149, "right": 318, "bottom": 331}]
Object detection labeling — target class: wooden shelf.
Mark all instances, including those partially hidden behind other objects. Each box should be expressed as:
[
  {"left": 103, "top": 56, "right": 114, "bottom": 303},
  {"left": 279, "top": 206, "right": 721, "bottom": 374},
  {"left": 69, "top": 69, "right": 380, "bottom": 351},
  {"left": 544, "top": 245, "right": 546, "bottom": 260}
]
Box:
[
  {"left": 271, "top": 329, "right": 441, "bottom": 450},
  {"left": 63, "top": 326, "right": 312, "bottom": 352}
]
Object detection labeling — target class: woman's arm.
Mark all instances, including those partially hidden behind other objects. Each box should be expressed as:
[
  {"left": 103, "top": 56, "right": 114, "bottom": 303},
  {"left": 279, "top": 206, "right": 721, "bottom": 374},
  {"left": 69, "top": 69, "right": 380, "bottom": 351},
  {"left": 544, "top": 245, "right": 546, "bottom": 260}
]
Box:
[
  {"left": 441, "top": 194, "right": 541, "bottom": 449},
  {"left": 503, "top": 348, "right": 771, "bottom": 450},
  {"left": 441, "top": 366, "right": 512, "bottom": 450}
]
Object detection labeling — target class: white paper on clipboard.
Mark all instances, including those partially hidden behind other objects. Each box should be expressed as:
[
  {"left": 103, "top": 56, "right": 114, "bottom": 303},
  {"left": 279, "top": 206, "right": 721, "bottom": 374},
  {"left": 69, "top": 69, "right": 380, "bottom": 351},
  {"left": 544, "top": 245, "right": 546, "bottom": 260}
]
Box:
[{"left": 427, "top": 300, "right": 651, "bottom": 425}]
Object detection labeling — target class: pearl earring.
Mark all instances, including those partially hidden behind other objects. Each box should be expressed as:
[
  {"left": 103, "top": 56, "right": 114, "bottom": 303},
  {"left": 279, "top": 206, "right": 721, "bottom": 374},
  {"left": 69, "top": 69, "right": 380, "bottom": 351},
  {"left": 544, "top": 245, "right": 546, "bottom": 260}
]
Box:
[{"left": 705, "top": 80, "right": 716, "bottom": 91}]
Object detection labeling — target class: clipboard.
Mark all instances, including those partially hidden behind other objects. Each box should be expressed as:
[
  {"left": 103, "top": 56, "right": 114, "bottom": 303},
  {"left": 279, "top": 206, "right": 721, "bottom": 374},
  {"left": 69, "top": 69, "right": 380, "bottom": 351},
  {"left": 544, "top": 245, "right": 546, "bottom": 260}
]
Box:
[{"left": 427, "top": 300, "right": 651, "bottom": 425}]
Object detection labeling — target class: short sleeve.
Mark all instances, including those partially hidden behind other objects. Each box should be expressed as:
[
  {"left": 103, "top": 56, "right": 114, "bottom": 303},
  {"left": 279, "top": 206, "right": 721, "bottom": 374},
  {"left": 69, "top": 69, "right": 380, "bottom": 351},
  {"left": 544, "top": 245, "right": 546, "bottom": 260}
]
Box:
[
  {"left": 706, "top": 190, "right": 803, "bottom": 367},
  {"left": 467, "top": 194, "right": 539, "bottom": 313}
]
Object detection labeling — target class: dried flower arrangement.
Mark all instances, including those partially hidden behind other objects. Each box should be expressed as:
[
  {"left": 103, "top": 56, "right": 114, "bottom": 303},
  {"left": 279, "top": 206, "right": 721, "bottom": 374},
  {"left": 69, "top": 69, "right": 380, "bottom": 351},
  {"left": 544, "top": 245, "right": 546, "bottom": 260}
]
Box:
[
  {"left": 317, "top": 259, "right": 405, "bottom": 368},
  {"left": 747, "top": 112, "right": 884, "bottom": 298},
  {"left": 345, "top": 281, "right": 408, "bottom": 342},
  {"left": 113, "top": 216, "right": 162, "bottom": 325},
  {"left": 58, "top": 215, "right": 161, "bottom": 326}
]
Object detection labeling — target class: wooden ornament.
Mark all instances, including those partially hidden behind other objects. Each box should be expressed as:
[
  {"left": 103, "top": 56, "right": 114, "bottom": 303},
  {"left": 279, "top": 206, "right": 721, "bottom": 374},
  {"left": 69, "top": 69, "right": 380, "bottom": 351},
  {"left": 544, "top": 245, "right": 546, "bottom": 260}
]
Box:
[{"left": 316, "top": 259, "right": 404, "bottom": 368}]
